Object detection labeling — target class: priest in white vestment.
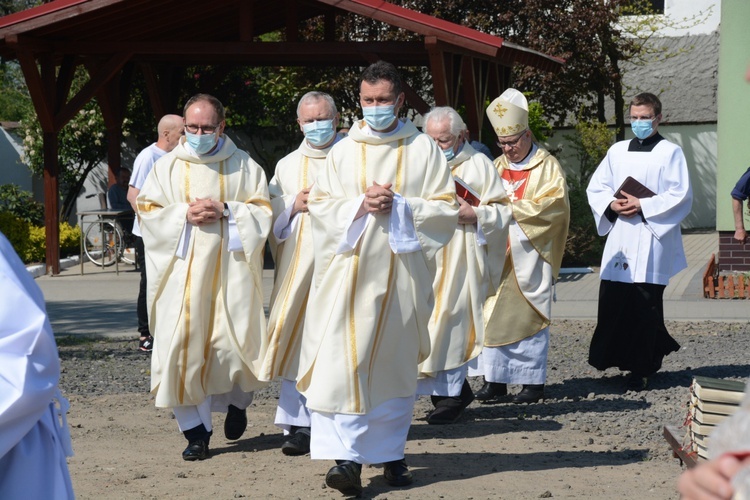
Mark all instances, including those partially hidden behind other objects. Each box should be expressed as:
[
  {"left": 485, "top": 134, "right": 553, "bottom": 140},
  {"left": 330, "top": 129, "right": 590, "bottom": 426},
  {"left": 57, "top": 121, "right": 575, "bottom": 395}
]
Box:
[
  {"left": 296, "top": 61, "right": 458, "bottom": 496},
  {"left": 137, "top": 94, "right": 272, "bottom": 461},
  {"left": 260, "top": 91, "right": 343, "bottom": 456},
  {"left": 418, "top": 106, "right": 512, "bottom": 424},
  {"left": 470, "top": 89, "right": 570, "bottom": 405},
  {"left": 0, "top": 231, "right": 74, "bottom": 499},
  {"left": 587, "top": 92, "right": 692, "bottom": 391}
]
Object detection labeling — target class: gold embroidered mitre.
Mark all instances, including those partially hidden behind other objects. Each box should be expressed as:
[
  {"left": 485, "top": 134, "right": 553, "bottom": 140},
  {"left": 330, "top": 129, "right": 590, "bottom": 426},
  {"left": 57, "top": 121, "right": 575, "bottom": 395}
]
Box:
[{"left": 486, "top": 88, "right": 528, "bottom": 138}]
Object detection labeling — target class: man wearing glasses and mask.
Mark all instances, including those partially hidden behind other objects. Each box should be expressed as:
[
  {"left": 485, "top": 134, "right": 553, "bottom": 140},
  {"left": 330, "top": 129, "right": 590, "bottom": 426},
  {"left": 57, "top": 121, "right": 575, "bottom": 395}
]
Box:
[
  {"left": 471, "top": 88, "right": 569, "bottom": 405},
  {"left": 587, "top": 92, "right": 692, "bottom": 392},
  {"left": 137, "top": 93, "right": 272, "bottom": 461}
]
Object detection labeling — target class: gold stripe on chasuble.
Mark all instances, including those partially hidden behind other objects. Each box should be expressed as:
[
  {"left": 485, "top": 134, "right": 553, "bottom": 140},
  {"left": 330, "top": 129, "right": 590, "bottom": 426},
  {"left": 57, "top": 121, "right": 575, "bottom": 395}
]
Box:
[
  {"left": 201, "top": 227, "right": 223, "bottom": 386},
  {"left": 347, "top": 242, "right": 363, "bottom": 413},
  {"left": 432, "top": 245, "right": 449, "bottom": 321},
  {"left": 359, "top": 142, "right": 367, "bottom": 193},
  {"left": 184, "top": 163, "right": 191, "bottom": 201},
  {"left": 178, "top": 251, "right": 195, "bottom": 404},
  {"left": 136, "top": 201, "right": 161, "bottom": 213},
  {"left": 301, "top": 155, "right": 309, "bottom": 186},
  {"left": 368, "top": 251, "right": 395, "bottom": 395},
  {"left": 279, "top": 286, "right": 310, "bottom": 374},
  {"left": 218, "top": 160, "right": 225, "bottom": 202},
  {"left": 268, "top": 217, "right": 306, "bottom": 373},
  {"left": 464, "top": 311, "right": 476, "bottom": 361},
  {"left": 395, "top": 140, "right": 404, "bottom": 191}
]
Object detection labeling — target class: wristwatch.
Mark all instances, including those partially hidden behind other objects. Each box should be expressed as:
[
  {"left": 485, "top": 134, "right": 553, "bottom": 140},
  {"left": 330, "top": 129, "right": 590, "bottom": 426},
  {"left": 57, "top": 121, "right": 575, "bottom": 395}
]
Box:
[{"left": 222, "top": 202, "right": 230, "bottom": 218}]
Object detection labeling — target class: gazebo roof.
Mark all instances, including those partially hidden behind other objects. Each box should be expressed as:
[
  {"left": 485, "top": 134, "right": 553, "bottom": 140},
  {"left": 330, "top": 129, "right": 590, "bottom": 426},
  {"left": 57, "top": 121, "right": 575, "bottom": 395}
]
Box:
[{"left": 0, "top": 0, "right": 563, "bottom": 71}]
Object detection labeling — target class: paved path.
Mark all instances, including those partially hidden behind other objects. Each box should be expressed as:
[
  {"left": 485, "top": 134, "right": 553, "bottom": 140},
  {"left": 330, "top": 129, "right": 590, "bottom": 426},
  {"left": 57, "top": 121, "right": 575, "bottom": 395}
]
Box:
[{"left": 35, "top": 231, "right": 747, "bottom": 338}]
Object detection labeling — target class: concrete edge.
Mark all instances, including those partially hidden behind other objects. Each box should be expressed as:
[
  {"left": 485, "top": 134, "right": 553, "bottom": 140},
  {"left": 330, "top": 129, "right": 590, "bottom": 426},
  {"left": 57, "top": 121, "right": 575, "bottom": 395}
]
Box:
[{"left": 27, "top": 255, "right": 81, "bottom": 278}]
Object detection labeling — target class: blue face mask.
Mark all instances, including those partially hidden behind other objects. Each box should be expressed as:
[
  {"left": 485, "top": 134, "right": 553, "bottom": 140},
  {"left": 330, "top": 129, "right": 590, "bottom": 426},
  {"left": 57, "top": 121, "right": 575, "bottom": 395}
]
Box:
[
  {"left": 303, "top": 119, "right": 336, "bottom": 147},
  {"left": 362, "top": 105, "right": 396, "bottom": 131},
  {"left": 631, "top": 120, "right": 654, "bottom": 140},
  {"left": 442, "top": 146, "right": 456, "bottom": 162},
  {"left": 185, "top": 131, "right": 217, "bottom": 154}
]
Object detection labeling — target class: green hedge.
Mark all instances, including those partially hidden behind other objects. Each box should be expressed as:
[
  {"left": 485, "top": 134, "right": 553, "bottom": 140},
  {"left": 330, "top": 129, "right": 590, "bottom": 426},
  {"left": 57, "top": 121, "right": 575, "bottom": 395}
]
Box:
[{"left": 0, "top": 211, "right": 81, "bottom": 263}]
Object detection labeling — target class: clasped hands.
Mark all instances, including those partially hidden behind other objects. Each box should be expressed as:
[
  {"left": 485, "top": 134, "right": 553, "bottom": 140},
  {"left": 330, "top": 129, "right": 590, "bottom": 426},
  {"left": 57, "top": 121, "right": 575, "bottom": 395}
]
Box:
[
  {"left": 610, "top": 190, "right": 641, "bottom": 218},
  {"left": 360, "top": 181, "right": 394, "bottom": 216},
  {"left": 186, "top": 198, "right": 223, "bottom": 226},
  {"left": 292, "top": 185, "right": 312, "bottom": 216}
]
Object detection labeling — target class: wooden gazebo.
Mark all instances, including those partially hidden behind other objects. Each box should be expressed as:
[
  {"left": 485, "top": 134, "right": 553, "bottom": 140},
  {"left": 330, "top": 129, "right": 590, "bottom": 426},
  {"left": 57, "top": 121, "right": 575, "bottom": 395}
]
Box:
[{"left": 0, "top": 0, "right": 563, "bottom": 274}]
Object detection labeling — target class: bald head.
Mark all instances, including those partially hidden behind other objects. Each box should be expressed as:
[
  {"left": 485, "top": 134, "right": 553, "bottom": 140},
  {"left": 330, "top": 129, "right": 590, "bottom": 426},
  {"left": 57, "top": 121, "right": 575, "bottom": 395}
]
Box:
[{"left": 156, "top": 114, "right": 184, "bottom": 152}]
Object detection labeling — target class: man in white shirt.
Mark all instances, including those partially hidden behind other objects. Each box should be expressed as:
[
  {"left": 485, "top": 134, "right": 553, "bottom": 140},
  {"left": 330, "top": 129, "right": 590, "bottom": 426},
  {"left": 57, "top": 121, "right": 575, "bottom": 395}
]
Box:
[{"left": 127, "top": 114, "right": 183, "bottom": 352}]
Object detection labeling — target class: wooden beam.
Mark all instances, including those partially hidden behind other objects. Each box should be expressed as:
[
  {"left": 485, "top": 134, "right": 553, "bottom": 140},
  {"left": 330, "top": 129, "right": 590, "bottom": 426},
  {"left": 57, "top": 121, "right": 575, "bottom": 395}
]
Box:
[
  {"left": 42, "top": 130, "right": 59, "bottom": 275},
  {"left": 461, "top": 56, "right": 481, "bottom": 141},
  {"left": 425, "top": 37, "right": 447, "bottom": 107},
  {"left": 16, "top": 49, "right": 54, "bottom": 131},
  {"left": 239, "top": 0, "right": 254, "bottom": 42},
  {"left": 53, "top": 51, "right": 131, "bottom": 130},
  {"left": 285, "top": 0, "right": 299, "bottom": 43}
]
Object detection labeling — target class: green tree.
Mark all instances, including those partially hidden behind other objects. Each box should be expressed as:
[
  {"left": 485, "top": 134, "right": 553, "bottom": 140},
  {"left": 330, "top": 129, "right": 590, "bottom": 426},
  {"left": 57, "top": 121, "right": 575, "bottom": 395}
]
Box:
[{"left": 562, "top": 119, "right": 616, "bottom": 266}]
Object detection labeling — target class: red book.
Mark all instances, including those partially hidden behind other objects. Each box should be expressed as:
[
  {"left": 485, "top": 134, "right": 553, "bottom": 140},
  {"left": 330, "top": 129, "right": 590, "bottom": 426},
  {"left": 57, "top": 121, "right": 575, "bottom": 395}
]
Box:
[
  {"left": 454, "top": 177, "right": 481, "bottom": 207},
  {"left": 614, "top": 176, "right": 656, "bottom": 199}
]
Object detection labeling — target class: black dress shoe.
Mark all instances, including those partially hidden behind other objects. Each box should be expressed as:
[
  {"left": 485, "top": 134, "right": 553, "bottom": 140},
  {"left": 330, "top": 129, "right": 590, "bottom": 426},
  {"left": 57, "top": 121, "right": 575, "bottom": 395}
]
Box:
[
  {"left": 474, "top": 380, "right": 508, "bottom": 401},
  {"left": 281, "top": 426, "right": 311, "bottom": 456},
  {"left": 224, "top": 404, "right": 247, "bottom": 440},
  {"left": 182, "top": 439, "right": 210, "bottom": 461},
  {"left": 511, "top": 384, "right": 544, "bottom": 404},
  {"left": 626, "top": 374, "right": 649, "bottom": 392},
  {"left": 325, "top": 461, "right": 363, "bottom": 496},
  {"left": 426, "top": 403, "right": 463, "bottom": 425},
  {"left": 383, "top": 459, "right": 413, "bottom": 487}
]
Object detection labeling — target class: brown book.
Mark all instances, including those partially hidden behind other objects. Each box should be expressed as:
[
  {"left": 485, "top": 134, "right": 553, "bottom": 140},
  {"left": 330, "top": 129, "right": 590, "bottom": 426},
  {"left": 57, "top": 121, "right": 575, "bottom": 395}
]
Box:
[
  {"left": 614, "top": 176, "right": 656, "bottom": 199},
  {"left": 454, "top": 177, "right": 481, "bottom": 207}
]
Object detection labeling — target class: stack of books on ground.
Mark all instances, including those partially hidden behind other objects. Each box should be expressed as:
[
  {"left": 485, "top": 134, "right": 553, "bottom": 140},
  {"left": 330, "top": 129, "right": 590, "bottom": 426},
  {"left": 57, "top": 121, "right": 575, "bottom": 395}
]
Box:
[{"left": 685, "top": 376, "right": 745, "bottom": 460}]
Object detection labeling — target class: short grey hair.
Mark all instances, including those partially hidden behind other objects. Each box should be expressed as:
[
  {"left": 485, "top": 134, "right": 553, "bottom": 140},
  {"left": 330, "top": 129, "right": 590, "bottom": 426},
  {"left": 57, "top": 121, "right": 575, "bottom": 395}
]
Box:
[
  {"left": 297, "top": 91, "right": 337, "bottom": 119},
  {"left": 423, "top": 106, "right": 466, "bottom": 137}
]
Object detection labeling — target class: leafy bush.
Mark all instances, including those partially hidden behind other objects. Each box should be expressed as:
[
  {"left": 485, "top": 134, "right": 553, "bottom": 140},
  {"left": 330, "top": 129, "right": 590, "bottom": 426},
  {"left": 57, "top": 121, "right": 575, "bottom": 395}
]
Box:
[
  {"left": 0, "top": 211, "right": 30, "bottom": 257},
  {"left": 0, "top": 184, "right": 44, "bottom": 225},
  {"left": 24, "top": 223, "right": 81, "bottom": 263},
  {"left": 562, "top": 119, "right": 615, "bottom": 267}
]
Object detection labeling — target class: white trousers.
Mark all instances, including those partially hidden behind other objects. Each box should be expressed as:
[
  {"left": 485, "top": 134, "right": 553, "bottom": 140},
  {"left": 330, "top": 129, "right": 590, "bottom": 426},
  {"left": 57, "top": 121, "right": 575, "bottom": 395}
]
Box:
[
  {"left": 416, "top": 364, "right": 467, "bottom": 397},
  {"left": 310, "top": 396, "right": 414, "bottom": 464},
  {"left": 468, "top": 327, "right": 549, "bottom": 385},
  {"left": 274, "top": 378, "right": 311, "bottom": 434},
  {"left": 172, "top": 384, "right": 254, "bottom": 432}
]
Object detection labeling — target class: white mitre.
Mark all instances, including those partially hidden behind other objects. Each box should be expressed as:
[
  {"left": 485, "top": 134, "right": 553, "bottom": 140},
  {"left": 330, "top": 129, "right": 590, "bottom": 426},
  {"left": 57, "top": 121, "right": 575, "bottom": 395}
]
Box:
[{"left": 486, "top": 88, "right": 529, "bottom": 137}]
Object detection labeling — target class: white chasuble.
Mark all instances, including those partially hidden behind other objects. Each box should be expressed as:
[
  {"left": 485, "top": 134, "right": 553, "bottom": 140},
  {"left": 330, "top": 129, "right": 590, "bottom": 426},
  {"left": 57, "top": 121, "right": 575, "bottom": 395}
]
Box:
[
  {"left": 483, "top": 147, "right": 570, "bottom": 346},
  {"left": 261, "top": 138, "right": 333, "bottom": 382},
  {"left": 418, "top": 143, "right": 512, "bottom": 377},
  {"left": 297, "top": 119, "right": 459, "bottom": 415},
  {"left": 587, "top": 137, "right": 692, "bottom": 286},
  {"left": 138, "top": 136, "right": 272, "bottom": 408}
]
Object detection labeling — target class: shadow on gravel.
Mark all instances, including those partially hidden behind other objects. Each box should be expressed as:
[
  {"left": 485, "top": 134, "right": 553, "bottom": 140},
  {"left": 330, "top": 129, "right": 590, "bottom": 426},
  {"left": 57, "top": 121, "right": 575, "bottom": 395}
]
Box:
[
  {"left": 47, "top": 299, "right": 137, "bottom": 335},
  {"left": 211, "top": 432, "right": 286, "bottom": 456},
  {"left": 359, "top": 449, "right": 648, "bottom": 494},
  {"left": 407, "top": 414, "right": 562, "bottom": 441}
]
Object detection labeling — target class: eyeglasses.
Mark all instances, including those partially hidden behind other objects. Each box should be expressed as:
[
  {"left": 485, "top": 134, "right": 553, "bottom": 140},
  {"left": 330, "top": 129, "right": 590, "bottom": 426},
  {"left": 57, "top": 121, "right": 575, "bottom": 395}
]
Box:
[
  {"left": 497, "top": 134, "right": 524, "bottom": 149},
  {"left": 627, "top": 115, "right": 656, "bottom": 122},
  {"left": 185, "top": 124, "right": 219, "bottom": 134}
]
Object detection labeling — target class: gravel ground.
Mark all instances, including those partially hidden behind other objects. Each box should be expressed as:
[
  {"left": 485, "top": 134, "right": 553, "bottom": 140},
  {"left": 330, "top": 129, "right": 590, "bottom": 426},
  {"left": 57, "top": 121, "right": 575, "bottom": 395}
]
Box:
[{"left": 56, "top": 318, "right": 750, "bottom": 499}]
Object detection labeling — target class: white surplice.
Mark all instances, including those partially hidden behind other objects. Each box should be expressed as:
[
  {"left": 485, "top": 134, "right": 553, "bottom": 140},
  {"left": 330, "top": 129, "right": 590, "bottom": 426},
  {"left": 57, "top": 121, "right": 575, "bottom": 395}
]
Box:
[{"left": 587, "top": 136, "right": 693, "bottom": 285}]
